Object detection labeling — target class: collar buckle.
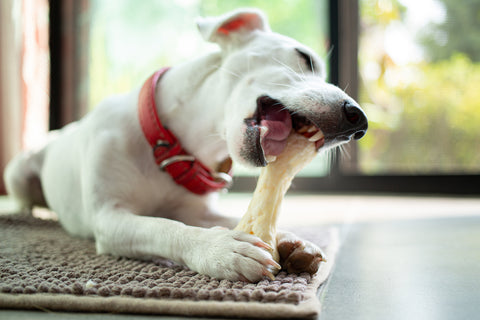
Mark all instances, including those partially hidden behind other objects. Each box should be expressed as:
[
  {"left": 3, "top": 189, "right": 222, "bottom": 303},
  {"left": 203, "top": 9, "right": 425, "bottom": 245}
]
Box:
[{"left": 160, "top": 155, "right": 196, "bottom": 170}]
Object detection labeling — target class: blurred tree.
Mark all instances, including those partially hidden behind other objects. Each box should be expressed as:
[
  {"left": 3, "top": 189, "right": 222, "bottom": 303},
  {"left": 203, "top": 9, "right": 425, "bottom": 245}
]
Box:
[
  {"left": 360, "top": 0, "right": 405, "bottom": 26},
  {"left": 358, "top": 0, "right": 480, "bottom": 174},
  {"left": 200, "top": 0, "right": 328, "bottom": 56},
  {"left": 372, "top": 55, "right": 480, "bottom": 172},
  {"left": 420, "top": 0, "right": 480, "bottom": 62}
]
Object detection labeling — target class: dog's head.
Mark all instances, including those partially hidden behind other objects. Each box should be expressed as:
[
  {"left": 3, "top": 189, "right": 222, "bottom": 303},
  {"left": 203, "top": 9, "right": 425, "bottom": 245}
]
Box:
[{"left": 197, "top": 9, "right": 367, "bottom": 167}]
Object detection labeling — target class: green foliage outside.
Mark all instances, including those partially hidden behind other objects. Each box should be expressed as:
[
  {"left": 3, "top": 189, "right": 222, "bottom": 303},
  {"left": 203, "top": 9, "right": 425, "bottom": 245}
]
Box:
[
  {"left": 87, "top": 0, "right": 480, "bottom": 175},
  {"left": 88, "top": 0, "right": 327, "bottom": 110},
  {"left": 419, "top": 0, "right": 480, "bottom": 62},
  {"left": 359, "top": 0, "right": 480, "bottom": 174},
  {"left": 360, "top": 54, "right": 480, "bottom": 173},
  {"left": 200, "top": 0, "right": 327, "bottom": 54},
  {"left": 88, "top": 0, "right": 331, "bottom": 176}
]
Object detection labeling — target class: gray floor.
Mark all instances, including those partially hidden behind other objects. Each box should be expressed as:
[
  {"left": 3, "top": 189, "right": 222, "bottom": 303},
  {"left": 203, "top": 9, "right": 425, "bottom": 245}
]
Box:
[
  {"left": 1, "top": 195, "right": 480, "bottom": 319},
  {"left": 320, "top": 216, "right": 480, "bottom": 320}
]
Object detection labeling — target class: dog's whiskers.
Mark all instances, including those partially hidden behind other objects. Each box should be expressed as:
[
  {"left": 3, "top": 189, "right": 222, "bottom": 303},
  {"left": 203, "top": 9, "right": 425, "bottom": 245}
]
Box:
[
  {"left": 342, "top": 146, "right": 352, "bottom": 160},
  {"left": 271, "top": 57, "right": 305, "bottom": 82},
  {"left": 326, "top": 46, "right": 334, "bottom": 61},
  {"left": 320, "top": 148, "right": 334, "bottom": 173},
  {"left": 215, "top": 66, "right": 241, "bottom": 78},
  {"left": 296, "top": 59, "right": 307, "bottom": 80},
  {"left": 309, "top": 55, "right": 316, "bottom": 77},
  {"left": 204, "top": 132, "right": 224, "bottom": 140},
  {"left": 266, "top": 82, "right": 297, "bottom": 90},
  {"left": 334, "top": 144, "right": 351, "bottom": 162}
]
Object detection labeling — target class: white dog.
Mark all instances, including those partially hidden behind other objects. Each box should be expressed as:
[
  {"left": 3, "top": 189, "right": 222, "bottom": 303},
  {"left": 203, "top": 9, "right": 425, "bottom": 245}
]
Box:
[{"left": 4, "top": 9, "right": 367, "bottom": 282}]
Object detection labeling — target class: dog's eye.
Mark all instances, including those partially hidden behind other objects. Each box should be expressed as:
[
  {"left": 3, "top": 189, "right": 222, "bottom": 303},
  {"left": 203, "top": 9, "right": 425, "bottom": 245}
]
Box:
[{"left": 295, "top": 49, "right": 316, "bottom": 73}]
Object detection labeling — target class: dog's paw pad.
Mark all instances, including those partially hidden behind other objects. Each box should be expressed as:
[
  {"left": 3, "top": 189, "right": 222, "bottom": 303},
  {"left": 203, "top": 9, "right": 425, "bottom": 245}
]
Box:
[{"left": 278, "top": 239, "right": 326, "bottom": 274}]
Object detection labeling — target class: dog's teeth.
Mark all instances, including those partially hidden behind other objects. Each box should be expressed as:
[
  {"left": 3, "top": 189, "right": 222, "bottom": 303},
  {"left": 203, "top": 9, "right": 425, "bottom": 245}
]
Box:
[
  {"left": 259, "top": 126, "right": 269, "bottom": 139},
  {"left": 297, "top": 126, "right": 309, "bottom": 134},
  {"left": 308, "top": 130, "right": 325, "bottom": 142},
  {"left": 266, "top": 155, "right": 277, "bottom": 163},
  {"left": 307, "top": 125, "right": 317, "bottom": 133}
]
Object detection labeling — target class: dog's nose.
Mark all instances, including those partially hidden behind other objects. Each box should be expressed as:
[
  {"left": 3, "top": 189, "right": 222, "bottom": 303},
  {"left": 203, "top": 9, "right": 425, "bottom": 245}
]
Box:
[{"left": 342, "top": 101, "right": 368, "bottom": 140}]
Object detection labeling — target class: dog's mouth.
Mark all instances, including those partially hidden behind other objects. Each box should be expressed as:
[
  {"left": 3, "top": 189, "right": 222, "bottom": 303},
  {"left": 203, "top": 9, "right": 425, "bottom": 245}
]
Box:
[{"left": 242, "top": 96, "right": 325, "bottom": 166}]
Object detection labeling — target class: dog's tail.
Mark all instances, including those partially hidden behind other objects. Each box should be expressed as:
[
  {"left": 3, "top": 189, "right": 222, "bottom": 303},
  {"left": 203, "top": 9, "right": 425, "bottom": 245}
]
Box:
[{"left": 3, "top": 148, "right": 48, "bottom": 212}]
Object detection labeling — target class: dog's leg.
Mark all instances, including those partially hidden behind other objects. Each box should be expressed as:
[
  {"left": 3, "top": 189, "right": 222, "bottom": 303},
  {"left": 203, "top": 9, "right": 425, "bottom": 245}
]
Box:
[
  {"left": 184, "top": 209, "right": 239, "bottom": 229},
  {"left": 94, "top": 204, "right": 279, "bottom": 282},
  {"left": 4, "top": 149, "right": 48, "bottom": 211},
  {"left": 186, "top": 209, "right": 326, "bottom": 275},
  {"left": 183, "top": 203, "right": 327, "bottom": 275},
  {"left": 4, "top": 126, "right": 74, "bottom": 212}
]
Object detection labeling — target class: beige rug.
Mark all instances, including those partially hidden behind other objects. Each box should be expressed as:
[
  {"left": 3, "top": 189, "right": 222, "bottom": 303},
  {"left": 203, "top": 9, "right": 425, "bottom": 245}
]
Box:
[{"left": 0, "top": 214, "right": 338, "bottom": 319}]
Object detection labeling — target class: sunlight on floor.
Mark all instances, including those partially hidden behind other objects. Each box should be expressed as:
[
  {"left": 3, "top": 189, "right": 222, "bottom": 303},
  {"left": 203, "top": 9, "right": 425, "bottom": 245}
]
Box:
[
  {"left": 2, "top": 194, "right": 480, "bottom": 227},
  {"left": 216, "top": 193, "right": 480, "bottom": 228}
]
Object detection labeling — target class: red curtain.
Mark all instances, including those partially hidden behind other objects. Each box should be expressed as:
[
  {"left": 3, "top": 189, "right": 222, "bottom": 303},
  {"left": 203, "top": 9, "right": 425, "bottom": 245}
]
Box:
[{"left": 0, "top": 0, "right": 49, "bottom": 195}]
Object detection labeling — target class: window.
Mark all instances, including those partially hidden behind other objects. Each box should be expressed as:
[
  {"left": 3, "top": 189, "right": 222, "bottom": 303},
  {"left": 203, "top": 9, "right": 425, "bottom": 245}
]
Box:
[
  {"left": 358, "top": 0, "right": 480, "bottom": 175},
  {"left": 87, "top": 0, "right": 331, "bottom": 177},
  {"left": 41, "top": 0, "right": 480, "bottom": 195},
  {"left": 88, "top": 0, "right": 329, "bottom": 110}
]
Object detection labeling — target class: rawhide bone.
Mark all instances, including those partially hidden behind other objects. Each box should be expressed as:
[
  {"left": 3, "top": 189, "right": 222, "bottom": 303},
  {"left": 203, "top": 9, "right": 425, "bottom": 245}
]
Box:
[{"left": 234, "top": 133, "right": 321, "bottom": 275}]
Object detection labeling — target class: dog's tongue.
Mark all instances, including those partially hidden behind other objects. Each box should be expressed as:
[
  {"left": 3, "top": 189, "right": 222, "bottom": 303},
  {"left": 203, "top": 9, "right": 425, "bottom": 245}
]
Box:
[{"left": 260, "top": 108, "right": 292, "bottom": 156}]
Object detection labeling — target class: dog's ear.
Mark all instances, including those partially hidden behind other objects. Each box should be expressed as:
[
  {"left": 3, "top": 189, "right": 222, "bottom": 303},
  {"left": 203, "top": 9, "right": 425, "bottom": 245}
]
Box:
[{"left": 196, "top": 9, "right": 270, "bottom": 45}]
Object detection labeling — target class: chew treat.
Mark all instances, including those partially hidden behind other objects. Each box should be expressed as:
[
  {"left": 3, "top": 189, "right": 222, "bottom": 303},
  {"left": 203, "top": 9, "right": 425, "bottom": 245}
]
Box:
[{"left": 234, "top": 133, "right": 318, "bottom": 264}]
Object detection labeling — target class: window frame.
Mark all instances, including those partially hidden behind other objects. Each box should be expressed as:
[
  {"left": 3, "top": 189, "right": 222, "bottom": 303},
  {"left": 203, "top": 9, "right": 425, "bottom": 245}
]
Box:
[
  {"left": 48, "top": 0, "right": 480, "bottom": 196},
  {"left": 49, "top": 0, "right": 90, "bottom": 130},
  {"left": 326, "top": 0, "right": 480, "bottom": 196},
  {"left": 233, "top": 0, "right": 480, "bottom": 196}
]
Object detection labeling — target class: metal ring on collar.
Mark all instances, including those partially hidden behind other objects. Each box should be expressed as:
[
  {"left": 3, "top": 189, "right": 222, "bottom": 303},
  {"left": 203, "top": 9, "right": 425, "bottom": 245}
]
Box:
[
  {"left": 159, "top": 155, "right": 196, "bottom": 170},
  {"left": 212, "top": 172, "right": 233, "bottom": 189},
  {"left": 153, "top": 139, "right": 170, "bottom": 154}
]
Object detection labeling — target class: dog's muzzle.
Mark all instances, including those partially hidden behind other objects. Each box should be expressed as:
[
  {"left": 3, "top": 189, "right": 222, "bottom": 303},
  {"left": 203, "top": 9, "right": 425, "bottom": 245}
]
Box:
[{"left": 241, "top": 96, "right": 368, "bottom": 167}]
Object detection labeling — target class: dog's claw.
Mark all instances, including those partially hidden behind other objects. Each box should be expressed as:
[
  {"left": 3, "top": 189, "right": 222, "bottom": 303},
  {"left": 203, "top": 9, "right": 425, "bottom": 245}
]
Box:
[
  {"left": 263, "top": 268, "right": 276, "bottom": 281},
  {"left": 320, "top": 253, "right": 327, "bottom": 263},
  {"left": 255, "top": 240, "right": 273, "bottom": 251},
  {"left": 267, "top": 259, "right": 282, "bottom": 270}
]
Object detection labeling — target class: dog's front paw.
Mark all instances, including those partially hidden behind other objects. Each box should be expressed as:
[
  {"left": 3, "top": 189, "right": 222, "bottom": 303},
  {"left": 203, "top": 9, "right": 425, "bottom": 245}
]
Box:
[
  {"left": 188, "top": 228, "right": 280, "bottom": 282},
  {"left": 277, "top": 231, "right": 326, "bottom": 274}
]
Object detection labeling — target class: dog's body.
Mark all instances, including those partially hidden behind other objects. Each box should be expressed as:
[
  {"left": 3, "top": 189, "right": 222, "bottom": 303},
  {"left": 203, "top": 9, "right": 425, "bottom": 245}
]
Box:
[{"left": 4, "top": 9, "right": 367, "bottom": 282}]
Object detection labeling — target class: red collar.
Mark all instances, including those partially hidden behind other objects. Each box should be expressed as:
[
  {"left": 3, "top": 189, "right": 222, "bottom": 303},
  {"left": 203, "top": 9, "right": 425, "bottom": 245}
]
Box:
[{"left": 138, "top": 68, "right": 232, "bottom": 195}]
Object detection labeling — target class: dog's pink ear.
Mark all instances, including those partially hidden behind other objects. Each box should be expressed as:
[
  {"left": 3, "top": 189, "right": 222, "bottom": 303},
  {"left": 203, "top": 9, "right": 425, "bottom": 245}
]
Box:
[{"left": 197, "top": 9, "right": 270, "bottom": 44}]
